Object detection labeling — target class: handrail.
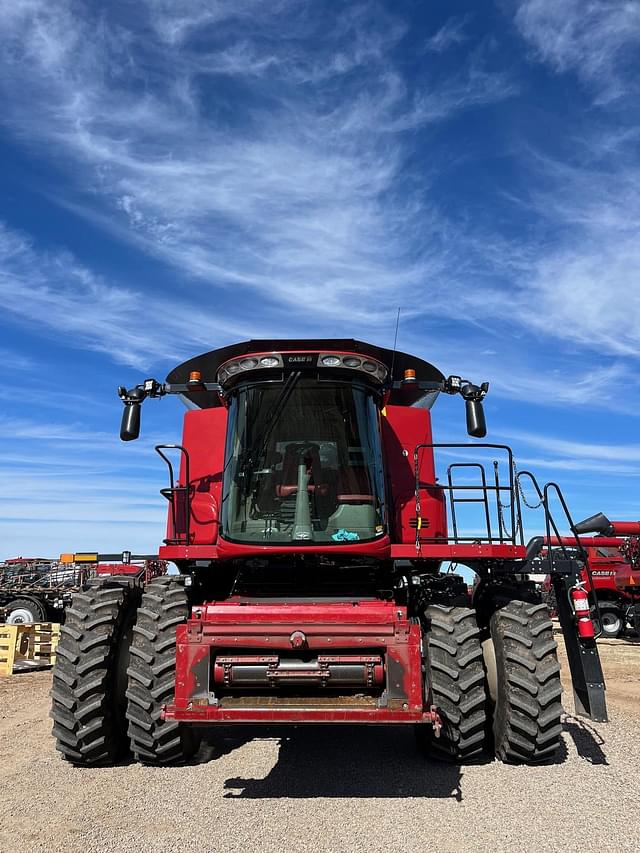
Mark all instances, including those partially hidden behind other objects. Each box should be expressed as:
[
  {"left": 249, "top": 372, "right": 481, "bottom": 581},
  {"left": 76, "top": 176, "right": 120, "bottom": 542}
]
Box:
[
  {"left": 517, "top": 470, "right": 602, "bottom": 636},
  {"left": 413, "top": 443, "right": 520, "bottom": 546},
  {"left": 447, "top": 463, "right": 493, "bottom": 542},
  {"left": 155, "top": 444, "right": 191, "bottom": 545}
]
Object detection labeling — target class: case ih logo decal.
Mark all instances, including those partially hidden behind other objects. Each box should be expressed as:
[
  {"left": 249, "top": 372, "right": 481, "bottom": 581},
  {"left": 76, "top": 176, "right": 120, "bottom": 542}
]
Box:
[{"left": 284, "top": 354, "right": 316, "bottom": 364}]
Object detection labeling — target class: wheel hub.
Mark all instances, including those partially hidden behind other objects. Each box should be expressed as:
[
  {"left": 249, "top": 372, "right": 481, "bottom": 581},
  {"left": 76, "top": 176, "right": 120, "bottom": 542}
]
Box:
[{"left": 7, "top": 608, "right": 36, "bottom": 624}]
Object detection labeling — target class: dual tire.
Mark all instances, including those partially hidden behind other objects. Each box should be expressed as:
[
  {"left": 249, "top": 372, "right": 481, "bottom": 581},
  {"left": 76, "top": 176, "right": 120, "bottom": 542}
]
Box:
[
  {"left": 51, "top": 577, "right": 195, "bottom": 766},
  {"left": 419, "top": 601, "right": 563, "bottom": 764}
]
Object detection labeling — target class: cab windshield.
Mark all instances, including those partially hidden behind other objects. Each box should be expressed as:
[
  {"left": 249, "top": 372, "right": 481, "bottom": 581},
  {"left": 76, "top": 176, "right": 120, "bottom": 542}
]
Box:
[{"left": 221, "top": 378, "right": 386, "bottom": 544}]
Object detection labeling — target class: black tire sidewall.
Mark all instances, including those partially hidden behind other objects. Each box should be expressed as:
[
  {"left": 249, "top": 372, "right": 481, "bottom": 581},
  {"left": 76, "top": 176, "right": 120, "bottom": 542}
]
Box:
[{"left": 6, "top": 597, "right": 47, "bottom": 623}]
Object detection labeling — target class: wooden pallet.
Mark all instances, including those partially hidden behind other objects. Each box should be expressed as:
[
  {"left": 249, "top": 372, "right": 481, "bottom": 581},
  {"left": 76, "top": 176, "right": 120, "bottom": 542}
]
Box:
[{"left": 0, "top": 623, "right": 61, "bottom": 676}]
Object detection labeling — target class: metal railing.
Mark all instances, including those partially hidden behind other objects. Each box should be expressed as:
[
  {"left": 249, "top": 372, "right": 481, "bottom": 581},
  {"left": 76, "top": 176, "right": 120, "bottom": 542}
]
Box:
[
  {"left": 155, "top": 444, "right": 191, "bottom": 545},
  {"left": 413, "top": 443, "right": 522, "bottom": 546}
]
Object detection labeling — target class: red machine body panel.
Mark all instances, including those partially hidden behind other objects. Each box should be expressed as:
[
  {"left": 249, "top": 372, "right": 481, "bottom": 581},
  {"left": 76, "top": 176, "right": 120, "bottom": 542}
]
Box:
[
  {"left": 165, "top": 600, "right": 429, "bottom": 724},
  {"left": 169, "top": 407, "right": 227, "bottom": 545},
  {"left": 95, "top": 563, "right": 141, "bottom": 576},
  {"left": 381, "top": 405, "right": 447, "bottom": 545},
  {"left": 544, "top": 535, "right": 639, "bottom": 603}
]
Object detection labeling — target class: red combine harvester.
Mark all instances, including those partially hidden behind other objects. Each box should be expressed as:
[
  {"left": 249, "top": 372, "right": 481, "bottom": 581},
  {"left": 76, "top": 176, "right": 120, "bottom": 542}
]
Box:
[
  {"left": 50, "top": 339, "right": 608, "bottom": 767},
  {"left": 538, "top": 514, "right": 640, "bottom": 638}
]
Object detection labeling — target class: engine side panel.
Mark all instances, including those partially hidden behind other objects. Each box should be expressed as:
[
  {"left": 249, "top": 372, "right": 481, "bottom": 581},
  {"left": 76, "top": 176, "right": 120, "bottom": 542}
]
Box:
[
  {"left": 166, "top": 407, "right": 227, "bottom": 545},
  {"left": 381, "top": 405, "right": 447, "bottom": 545}
]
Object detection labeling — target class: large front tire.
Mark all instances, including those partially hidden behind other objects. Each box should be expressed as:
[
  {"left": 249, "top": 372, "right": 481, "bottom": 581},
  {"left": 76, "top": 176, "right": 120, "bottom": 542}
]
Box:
[
  {"left": 490, "top": 601, "right": 563, "bottom": 763},
  {"left": 126, "top": 577, "right": 200, "bottom": 765},
  {"left": 417, "top": 605, "right": 487, "bottom": 762},
  {"left": 50, "top": 581, "right": 140, "bottom": 765}
]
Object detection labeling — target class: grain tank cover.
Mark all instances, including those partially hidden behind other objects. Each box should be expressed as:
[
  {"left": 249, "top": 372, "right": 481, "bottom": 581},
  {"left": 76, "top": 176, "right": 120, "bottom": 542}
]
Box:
[{"left": 166, "top": 338, "right": 445, "bottom": 409}]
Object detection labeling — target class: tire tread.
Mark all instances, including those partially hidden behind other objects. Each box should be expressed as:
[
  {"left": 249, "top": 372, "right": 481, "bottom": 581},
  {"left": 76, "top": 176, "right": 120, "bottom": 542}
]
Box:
[
  {"left": 491, "top": 600, "right": 563, "bottom": 763},
  {"left": 421, "top": 605, "right": 487, "bottom": 762}
]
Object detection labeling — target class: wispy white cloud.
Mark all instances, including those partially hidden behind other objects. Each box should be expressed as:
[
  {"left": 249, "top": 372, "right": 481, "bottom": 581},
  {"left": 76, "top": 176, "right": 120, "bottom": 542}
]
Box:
[
  {"left": 0, "top": 0, "right": 516, "bottom": 343},
  {"left": 0, "top": 222, "right": 254, "bottom": 369},
  {"left": 496, "top": 427, "right": 640, "bottom": 480},
  {"left": 516, "top": 235, "right": 640, "bottom": 358},
  {"left": 0, "top": 347, "right": 33, "bottom": 371},
  {"left": 487, "top": 144, "right": 640, "bottom": 362},
  {"left": 0, "top": 1, "right": 635, "bottom": 385},
  {"left": 513, "top": 0, "right": 640, "bottom": 102},
  {"left": 489, "top": 362, "right": 636, "bottom": 411},
  {"left": 505, "top": 428, "right": 640, "bottom": 464},
  {"left": 0, "top": 411, "right": 171, "bottom": 556},
  {"left": 425, "top": 15, "right": 471, "bottom": 53}
]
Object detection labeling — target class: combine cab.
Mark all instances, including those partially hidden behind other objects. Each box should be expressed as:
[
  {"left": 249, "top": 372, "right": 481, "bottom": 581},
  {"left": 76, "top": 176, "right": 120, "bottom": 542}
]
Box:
[{"left": 51, "top": 339, "right": 608, "bottom": 766}]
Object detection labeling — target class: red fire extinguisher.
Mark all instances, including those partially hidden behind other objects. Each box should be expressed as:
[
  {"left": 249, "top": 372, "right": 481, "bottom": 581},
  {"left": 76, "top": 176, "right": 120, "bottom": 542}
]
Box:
[{"left": 570, "top": 585, "right": 595, "bottom": 639}]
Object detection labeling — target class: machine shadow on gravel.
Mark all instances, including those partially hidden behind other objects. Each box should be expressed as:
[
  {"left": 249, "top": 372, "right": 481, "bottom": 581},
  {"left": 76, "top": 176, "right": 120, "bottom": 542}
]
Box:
[
  {"left": 562, "top": 716, "right": 608, "bottom": 765},
  {"left": 221, "top": 726, "right": 467, "bottom": 800}
]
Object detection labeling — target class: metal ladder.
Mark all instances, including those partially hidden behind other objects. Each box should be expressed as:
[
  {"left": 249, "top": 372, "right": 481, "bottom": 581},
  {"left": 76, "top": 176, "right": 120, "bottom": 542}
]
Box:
[{"left": 517, "top": 471, "right": 608, "bottom": 723}]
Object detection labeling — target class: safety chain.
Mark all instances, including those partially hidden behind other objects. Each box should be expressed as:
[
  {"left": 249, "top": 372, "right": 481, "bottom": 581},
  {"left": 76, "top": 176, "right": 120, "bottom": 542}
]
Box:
[
  {"left": 414, "top": 450, "right": 422, "bottom": 555},
  {"left": 514, "top": 464, "right": 544, "bottom": 510}
]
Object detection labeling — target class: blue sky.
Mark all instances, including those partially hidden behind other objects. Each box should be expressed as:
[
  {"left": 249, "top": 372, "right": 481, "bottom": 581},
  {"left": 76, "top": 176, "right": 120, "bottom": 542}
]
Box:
[{"left": 1, "top": 0, "right": 639, "bottom": 559}]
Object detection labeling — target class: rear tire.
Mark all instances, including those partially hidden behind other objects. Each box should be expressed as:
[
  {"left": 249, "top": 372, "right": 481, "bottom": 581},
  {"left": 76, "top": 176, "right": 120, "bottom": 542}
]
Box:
[
  {"left": 6, "top": 597, "right": 47, "bottom": 624},
  {"left": 50, "top": 581, "right": 140, "bottom": 765},
  {"left": 490, "top": 600, "right": 563, "bottom": 763},
  {"left": 593, "top": 603, "right": 623, "bottom": 639},
  {"left": 126, "top": 577, "right": 200, "bottom": 765},
  {"left": 417, "top": 605, "right": 487, "bottom": 762}
]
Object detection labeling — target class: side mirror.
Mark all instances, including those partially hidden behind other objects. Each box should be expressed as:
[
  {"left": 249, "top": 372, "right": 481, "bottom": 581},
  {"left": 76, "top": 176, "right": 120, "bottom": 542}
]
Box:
[
  {"left": 119, "top": 386, "right": 146, "bottom": 441},
  {"left": 120, "top": 402, "right": 141, "bottom": 441},
  {"left": 465, "top": 399, "right": 486, "bottom": 438}
]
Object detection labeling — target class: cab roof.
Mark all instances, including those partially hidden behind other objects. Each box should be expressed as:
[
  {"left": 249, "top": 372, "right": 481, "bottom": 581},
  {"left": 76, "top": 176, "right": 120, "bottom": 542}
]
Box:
[{"left": 166, "top": 338, "right": 444, "bottom": 409}]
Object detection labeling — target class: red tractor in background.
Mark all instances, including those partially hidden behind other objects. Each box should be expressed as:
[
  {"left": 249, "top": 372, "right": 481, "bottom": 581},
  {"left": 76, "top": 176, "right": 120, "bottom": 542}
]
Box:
[
  {"left": 539, "top": 515, "right": 640, "bottom": 639},
  {"left": 51, "top": 339, "right": 608, "bottom": 768}
]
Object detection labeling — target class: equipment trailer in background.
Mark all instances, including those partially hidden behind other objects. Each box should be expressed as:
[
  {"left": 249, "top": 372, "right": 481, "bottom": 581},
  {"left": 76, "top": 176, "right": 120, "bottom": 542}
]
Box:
[
  {"left": 0, "top": 555, "right": 166, "bottom": 624},
  {"left": 50, "top": 339, "right": 608, "bottom": 767},
  {"left": 0, "top": 558, "right": 88, "bottom": 624}
]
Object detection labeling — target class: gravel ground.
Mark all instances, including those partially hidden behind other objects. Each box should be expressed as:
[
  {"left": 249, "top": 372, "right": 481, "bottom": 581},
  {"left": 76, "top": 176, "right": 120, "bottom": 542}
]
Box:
[{"left": 1, "top": 640, "right": 639, "bottom": 853}]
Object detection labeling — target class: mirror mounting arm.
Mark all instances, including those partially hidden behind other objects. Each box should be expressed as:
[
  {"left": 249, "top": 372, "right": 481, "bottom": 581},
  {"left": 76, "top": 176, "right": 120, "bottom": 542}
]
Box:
[
  {"left": 118, "top": 378, "right": 166, "bottom": 405},
  {"left": 441, "top": 376, "right": 489, "bottom": 400},
  {"left": 117, "top": 378, "right": 227, "bottom": 441}
]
